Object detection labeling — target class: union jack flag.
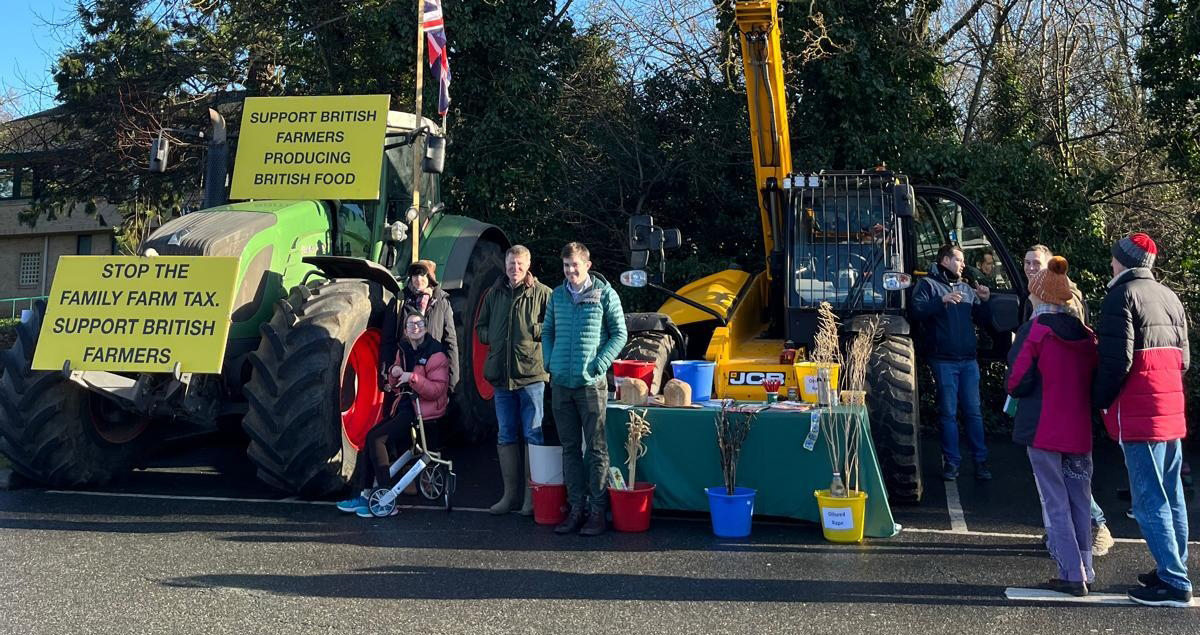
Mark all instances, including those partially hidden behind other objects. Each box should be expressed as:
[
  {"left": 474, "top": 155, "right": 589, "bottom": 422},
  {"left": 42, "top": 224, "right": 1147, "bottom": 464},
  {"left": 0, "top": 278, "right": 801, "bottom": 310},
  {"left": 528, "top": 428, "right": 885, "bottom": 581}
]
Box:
[{"left": 423, "top": 0, "right": 451, "bottom": 116}]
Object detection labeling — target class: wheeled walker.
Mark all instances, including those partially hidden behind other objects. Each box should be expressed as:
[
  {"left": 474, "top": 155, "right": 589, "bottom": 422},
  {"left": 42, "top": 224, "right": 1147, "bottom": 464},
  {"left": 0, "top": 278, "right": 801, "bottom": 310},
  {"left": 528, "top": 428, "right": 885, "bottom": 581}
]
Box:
[{"left": 366, "top": 394, "right": 457, "bottom": 517}]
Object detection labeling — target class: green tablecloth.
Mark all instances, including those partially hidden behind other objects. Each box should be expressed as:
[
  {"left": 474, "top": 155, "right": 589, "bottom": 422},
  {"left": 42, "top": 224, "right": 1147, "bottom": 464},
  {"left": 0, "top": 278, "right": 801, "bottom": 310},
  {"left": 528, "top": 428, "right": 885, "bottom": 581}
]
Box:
[{"left": 605, "top": 404, "right": 898, "bottom": 538}]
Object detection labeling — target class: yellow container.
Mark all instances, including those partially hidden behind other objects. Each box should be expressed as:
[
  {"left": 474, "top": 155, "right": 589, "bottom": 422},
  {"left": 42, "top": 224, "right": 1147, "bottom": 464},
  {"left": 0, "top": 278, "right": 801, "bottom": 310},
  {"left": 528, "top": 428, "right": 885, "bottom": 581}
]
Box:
[
  {"left": 813, "top": 489, "right": 867, "bottom": 543},
  {"left": 793, "top": 363, "right": 840, "bottom": 403}
]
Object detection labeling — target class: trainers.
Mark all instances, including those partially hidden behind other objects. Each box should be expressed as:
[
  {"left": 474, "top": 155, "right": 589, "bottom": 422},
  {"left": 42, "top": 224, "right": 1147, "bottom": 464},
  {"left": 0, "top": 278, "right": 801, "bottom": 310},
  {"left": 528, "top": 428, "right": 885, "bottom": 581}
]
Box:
[
  {"left": 1128, "top": 582, "right": 1193, "bottom": 608},
  {"left": 1037, "top": 578, "right": 1088, "bottom": 597},
  {"left": 1091, "top": 523, "right": 1114, "bottom": 557},
  {"left": 975, "top": 461, "right": 992, "bottom": 481},
  {"left": 1137, "top": 569, "right": 1164, "bottom": 588},
  {"left": 336, "top": 494, "right": 368, "bottom": 514},
  {"left": 942, "top": 463, "right": 959, "bottom": 481}
]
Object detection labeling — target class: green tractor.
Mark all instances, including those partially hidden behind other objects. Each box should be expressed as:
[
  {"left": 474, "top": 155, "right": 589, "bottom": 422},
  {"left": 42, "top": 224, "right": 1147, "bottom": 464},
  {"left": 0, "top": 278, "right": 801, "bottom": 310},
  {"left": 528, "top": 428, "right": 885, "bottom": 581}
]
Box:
[{"left": 0, "top": 105, "right": 507, "bottom": 497}]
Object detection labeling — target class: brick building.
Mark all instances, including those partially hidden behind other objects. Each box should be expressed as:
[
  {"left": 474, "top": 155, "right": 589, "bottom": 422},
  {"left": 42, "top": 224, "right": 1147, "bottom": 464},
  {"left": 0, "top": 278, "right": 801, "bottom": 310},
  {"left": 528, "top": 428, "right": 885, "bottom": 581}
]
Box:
[{"left": 0, "top": 109, "right": 117, "bottom": 307}]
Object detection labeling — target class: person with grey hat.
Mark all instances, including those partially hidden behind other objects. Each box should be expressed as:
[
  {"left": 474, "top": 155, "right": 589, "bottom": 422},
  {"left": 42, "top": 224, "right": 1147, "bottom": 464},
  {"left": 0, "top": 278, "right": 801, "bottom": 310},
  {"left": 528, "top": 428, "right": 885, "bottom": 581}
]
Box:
[{"left": 1093, "top": 232, "right": 1192, "bottom": 607}]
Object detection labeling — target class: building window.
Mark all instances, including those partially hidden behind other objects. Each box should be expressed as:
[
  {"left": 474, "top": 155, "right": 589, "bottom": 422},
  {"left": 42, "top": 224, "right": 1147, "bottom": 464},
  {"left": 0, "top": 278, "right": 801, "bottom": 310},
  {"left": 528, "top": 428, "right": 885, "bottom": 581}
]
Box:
[
  {"left": 19, "top": 252, "right": 41, "bottom": 288},
  {"left": 77, "top": 234, "right": 93, "bottom": 255},
  {"left": 0, "top": 166, "right": 34, "bottom": 200}
]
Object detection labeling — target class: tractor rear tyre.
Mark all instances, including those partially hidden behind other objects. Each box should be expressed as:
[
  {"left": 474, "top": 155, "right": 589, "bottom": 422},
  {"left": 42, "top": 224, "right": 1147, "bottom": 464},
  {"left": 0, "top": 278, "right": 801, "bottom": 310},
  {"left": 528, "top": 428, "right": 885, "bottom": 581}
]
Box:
[
  {"left": 447, "top": 240, "right": 505, "bottom": 444},
  {"left": 242, "top": 278, "right": 390, "bottom": 497},
  {"left": 866, "top": 334, "right": 923, "bottom": 504},
  {"left": 616, "top": 331, "right": 679, "bottom": 394},
  {"left": 0, "top": 300, "right": 150, "bottom": 487}
]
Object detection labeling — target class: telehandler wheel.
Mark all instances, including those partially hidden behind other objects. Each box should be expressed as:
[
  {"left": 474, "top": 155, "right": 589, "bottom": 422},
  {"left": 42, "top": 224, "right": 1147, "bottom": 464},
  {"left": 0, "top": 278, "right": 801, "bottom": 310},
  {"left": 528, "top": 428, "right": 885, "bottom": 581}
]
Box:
[
  {"left": 866, "top": 334, "right": 923, "bottom": 503},
  {"left": 242, "top": 278, "right": 390, "bottom": 497},
  {"left": 448, "top": 239, "right": 505, "bottom": 444},
  {"left": 0, "top": 300, "right": 149, "bottom": 487},
  {"left": 615, "top": 331, "right": 679, "bottom": 394}
]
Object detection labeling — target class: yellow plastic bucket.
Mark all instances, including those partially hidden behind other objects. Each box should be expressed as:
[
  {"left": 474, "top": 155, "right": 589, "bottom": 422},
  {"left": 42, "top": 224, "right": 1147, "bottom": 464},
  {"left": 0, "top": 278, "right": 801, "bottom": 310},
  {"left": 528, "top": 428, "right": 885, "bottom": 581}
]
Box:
[
  {"left": 794, "top": 363, "right": 840, "bottom": 403},
  {"left": 813, "top": 489, "right": 867, "bottom": 543}
]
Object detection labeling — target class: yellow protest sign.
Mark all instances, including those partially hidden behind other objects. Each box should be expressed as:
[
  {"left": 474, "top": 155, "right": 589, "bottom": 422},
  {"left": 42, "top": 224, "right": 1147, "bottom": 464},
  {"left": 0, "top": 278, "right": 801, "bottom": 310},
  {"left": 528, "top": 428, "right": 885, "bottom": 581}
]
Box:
[
  {"left": 230, "top": 94, "right": 390, "bottom": 201},
  {"left": 32, "top": 256, "right": 240, "bottom": 374}
]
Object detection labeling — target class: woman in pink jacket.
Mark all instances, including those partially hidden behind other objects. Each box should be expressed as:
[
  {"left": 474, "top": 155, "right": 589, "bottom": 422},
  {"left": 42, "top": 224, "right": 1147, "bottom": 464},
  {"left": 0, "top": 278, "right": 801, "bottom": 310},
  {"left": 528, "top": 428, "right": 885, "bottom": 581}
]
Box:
[
  {"left": 337, "top": 309, "right": 451, "bottom": 516},
  {"left": 1006, "top": 256, "right": 1099, "bottom": 596}
]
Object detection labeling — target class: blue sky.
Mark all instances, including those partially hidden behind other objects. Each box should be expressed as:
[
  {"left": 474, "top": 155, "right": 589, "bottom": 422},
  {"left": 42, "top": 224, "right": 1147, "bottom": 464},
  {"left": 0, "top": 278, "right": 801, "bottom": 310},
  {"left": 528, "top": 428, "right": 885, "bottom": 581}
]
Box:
[{"left": 1, "top": 0, "right": 79, "bottom": 115}]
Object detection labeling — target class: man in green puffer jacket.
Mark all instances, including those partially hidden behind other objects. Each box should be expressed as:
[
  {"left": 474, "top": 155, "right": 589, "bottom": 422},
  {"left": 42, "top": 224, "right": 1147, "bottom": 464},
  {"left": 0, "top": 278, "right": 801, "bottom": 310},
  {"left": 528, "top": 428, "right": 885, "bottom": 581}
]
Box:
[
  {"left": 542, "top": 241, "right": 627, "bottom": 536},
  {"left": 476, "top": 245, "right": 552, "bottom": 517}
]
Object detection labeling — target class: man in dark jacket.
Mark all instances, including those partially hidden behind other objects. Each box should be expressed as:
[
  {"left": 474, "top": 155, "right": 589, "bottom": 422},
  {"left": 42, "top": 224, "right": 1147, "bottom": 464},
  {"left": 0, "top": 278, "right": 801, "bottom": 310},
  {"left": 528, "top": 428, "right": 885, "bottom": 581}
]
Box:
[
  {"left": 1092, "top": 233, "right": 1192, "bottom": 608},
  {"left": 543, "top": 241, "right": 627, "bottom": 536},
  {"left": 476, "top": 245, "right": 552, "bottom": 516},
  {"left": 912, "top": 243, "right": 994, "bottom": 482}
]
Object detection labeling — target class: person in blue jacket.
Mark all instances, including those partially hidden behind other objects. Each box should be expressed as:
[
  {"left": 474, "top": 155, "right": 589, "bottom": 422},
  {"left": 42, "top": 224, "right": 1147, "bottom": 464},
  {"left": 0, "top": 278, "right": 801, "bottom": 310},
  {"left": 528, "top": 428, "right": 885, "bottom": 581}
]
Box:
[
  {"left": 542, "top": 241, "right": 627, "bottom": 536},
  {"left": 913, "top": 243, "right": 994, "bottom": 481}
]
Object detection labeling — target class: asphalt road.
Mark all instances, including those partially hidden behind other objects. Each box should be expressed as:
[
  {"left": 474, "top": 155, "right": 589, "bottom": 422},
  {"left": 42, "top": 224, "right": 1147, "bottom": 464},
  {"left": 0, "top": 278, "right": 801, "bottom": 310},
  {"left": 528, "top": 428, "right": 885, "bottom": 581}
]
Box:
[{"left": 0, "top": 434, "right": 1197, "bottom": 634}]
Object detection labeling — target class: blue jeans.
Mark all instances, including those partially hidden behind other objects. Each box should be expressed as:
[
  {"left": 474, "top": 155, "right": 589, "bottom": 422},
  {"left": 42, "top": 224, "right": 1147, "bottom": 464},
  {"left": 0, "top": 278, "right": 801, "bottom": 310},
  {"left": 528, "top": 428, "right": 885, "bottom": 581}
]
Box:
[
  {"left": 1090, "top": 496, "right": 1106, "bottom": 528},
  {"left": 1121, "top": 439, "right": 1191, "bottom": 592},
  {"left": 494, "top": 382, "right": 545, "bottom": 445},
  {"left": 930, "top": 359, "right": 987, "bottom": 468}
]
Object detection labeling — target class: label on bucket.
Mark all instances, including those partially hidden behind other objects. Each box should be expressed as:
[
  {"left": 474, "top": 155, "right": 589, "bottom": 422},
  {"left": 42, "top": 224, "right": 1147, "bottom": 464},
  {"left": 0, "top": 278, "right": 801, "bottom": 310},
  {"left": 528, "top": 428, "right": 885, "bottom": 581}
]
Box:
[
  {"left": 822, "top": 507, "right": 855, "bottom": 530},
  {"left": 804, "top": 376, "right": 819, "bottom": 395}
]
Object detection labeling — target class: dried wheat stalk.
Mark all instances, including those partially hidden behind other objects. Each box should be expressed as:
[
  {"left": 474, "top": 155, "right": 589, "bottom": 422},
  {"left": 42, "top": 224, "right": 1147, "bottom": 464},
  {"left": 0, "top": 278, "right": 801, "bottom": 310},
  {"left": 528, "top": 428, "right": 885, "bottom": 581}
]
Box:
[
  {"left": 843, "top": 317, "right": 882, "bottom": 391},
  {"left": 625, "top": 409, "right": 651, "bottom": 488},
  {"left": 811, "top": 302, "right": 842, "bottom": 367}
]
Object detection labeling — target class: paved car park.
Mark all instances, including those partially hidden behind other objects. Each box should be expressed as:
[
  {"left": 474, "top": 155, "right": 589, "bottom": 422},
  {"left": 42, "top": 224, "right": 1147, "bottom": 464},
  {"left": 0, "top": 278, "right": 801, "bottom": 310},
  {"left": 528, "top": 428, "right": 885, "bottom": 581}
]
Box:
[{"left": 0, "top": 434, "right": 1196, "bottom": 634}]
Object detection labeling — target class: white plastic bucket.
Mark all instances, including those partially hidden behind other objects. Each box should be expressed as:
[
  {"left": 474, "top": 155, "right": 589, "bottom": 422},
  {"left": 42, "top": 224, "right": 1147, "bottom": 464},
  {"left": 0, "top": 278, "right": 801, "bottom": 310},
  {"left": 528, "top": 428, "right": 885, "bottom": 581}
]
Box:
[{"left": 528, "top": 443, "right": 564, "bottom": 485}]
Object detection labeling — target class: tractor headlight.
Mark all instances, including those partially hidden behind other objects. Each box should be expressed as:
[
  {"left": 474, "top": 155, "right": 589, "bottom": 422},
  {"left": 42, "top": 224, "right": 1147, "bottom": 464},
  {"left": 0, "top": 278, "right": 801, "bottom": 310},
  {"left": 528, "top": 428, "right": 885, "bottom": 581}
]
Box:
[
  {"left": 882, "top": 271, "right": 912, "bottom": 291},
  {"left": 620, "top": 270, "right": 648, "bottom": 288}
]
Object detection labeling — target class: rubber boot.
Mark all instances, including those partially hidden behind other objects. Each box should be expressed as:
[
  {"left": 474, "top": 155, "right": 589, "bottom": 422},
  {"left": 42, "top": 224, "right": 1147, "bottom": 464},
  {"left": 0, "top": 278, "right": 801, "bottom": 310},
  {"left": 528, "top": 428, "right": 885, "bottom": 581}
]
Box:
[
  {"left": 489, "top": 444, "right": 522, "bottom": 515},
  {"left": 518, "top": 448, "right": 534, "bottom": 516}
]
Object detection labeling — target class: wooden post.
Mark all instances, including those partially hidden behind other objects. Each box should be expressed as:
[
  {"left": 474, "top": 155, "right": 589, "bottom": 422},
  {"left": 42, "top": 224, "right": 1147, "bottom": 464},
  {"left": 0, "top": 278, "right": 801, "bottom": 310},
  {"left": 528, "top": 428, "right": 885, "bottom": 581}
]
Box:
[{"left": 410, "top": 0, "right": 426, "bottom": 261}]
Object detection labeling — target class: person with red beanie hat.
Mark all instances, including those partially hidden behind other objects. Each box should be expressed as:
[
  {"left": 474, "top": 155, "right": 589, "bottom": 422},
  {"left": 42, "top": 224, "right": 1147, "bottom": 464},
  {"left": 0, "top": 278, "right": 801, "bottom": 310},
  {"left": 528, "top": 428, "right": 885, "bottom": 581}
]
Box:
[{"left": 1093, "top": 232, "right": 1192, "bottom": 607}]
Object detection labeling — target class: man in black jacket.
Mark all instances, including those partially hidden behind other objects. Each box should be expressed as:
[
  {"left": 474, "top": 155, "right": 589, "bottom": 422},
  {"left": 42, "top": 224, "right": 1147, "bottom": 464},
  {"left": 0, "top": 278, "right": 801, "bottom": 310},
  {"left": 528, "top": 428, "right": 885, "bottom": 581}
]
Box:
[{"left": 912, "top": 244, "right": 993, "bottom": 482}]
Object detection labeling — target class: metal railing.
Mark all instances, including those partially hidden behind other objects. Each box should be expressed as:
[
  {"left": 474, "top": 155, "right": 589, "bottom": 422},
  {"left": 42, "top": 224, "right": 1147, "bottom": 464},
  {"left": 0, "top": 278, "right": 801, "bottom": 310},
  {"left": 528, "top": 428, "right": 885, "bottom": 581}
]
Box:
[{"left": 1, "top": 295, "right": 47, "bottom": 320}]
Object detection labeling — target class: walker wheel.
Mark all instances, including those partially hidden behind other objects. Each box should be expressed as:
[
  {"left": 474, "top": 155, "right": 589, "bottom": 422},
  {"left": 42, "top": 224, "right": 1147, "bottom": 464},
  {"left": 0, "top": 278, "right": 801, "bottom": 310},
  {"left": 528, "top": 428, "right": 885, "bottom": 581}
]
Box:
[
  {"left": 419, "top": 464, "right": 445, "bottom": 500},
  {"left": 368, "top": 488, "right": 396, "bottom": 517}
]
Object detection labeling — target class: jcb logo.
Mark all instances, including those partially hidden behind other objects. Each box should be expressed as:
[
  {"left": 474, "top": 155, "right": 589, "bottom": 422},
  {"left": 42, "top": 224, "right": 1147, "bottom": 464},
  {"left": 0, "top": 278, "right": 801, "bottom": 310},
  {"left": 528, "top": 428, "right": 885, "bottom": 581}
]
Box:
[{"left": 727, "top": 371, "right": 787, "bottom": 385}]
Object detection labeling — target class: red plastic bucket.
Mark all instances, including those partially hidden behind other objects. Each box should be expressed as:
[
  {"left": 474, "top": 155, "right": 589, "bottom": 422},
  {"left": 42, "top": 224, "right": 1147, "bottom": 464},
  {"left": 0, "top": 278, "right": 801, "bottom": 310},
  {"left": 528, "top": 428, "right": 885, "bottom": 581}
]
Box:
[
  {"left": 608, "top": 482, "right": 656, "bottom": 532},
  {"left": 613, "top": 360, "right": 656, "bottom": 397},
  {"left": 530, "top": 482, "right": 568, "bottom": 525}
]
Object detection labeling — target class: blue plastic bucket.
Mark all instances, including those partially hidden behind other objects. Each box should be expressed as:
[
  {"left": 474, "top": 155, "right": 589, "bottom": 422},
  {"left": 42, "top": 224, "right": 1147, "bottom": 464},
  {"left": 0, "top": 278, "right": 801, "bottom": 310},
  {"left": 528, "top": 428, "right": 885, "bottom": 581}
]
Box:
[
  {"left": 671, "top": 360, "right": 716, "bottom": 401},
  {"left": 705, "top": 486, "right": 756, "bottom": 537}
]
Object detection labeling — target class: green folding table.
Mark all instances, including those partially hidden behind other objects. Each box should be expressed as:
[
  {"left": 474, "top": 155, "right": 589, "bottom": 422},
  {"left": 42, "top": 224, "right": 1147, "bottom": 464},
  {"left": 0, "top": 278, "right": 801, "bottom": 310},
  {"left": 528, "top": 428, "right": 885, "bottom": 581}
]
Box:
[{"left": 605, "top": 403, "right": 899, "bottom": 538}]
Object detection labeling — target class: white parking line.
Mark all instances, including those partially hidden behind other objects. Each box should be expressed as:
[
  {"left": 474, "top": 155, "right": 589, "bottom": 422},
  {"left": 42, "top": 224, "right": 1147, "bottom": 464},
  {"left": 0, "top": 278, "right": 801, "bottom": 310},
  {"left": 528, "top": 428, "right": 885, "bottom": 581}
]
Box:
[
  {"left": 1005, "top": 588, "right": 1136, "bottom": 605},
  {"left": 34, "top": 490, "right": 1200, "bottom": 545},
  {"left": 944, "top": 480, "right": 968, "bottom": 533}
]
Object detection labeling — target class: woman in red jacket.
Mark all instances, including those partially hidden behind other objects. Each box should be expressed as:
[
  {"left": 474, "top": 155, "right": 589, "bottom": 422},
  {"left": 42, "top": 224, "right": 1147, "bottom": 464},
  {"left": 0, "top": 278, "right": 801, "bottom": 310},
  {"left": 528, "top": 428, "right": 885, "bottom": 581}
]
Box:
[
  {"left": 337, "top": 309, "right": 451, "bottom": 516},
  {"left": 1006, "top": 256, "right": 1099, "bottom": 596}
]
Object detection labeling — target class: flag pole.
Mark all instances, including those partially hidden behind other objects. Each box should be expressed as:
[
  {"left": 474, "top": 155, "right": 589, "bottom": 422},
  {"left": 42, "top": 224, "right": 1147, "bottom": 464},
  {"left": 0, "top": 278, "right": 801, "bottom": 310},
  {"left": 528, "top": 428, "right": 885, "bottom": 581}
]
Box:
[{"left": 411, "top": 0, "right": 426, "bottom": 262}]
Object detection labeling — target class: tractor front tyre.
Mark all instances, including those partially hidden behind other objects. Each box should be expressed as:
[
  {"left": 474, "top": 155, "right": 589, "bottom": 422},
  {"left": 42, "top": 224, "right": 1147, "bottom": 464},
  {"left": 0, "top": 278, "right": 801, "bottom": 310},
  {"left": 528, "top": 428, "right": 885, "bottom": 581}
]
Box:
[
  {"left": 448, "top": 240, "right": 505, "bottom": 444},
  {"left": 866, "top": 334, "right": 923, "bottom": 504},
  {"left": 615, "top": 331, "right": 679, "bottom": 394},
  {"left": 0, "top": 300, "right": 150, "bottom": 487},
  {"left": 242, "top": 279, "right": 389, "bottom": 497}
]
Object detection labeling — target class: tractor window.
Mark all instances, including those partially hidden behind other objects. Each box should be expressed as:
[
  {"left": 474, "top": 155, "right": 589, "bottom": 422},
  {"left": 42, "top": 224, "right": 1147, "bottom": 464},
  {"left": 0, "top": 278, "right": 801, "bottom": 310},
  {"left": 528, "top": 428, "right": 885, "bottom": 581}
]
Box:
[
  {"left": 913, "top": 195, "right": 1014, "bottom": 291},
  {"left": 790, "top": 177, "right": 901, "bottom": 310},
  {"left": 384, "top": 142, "right": 440, "bottom": 223}
]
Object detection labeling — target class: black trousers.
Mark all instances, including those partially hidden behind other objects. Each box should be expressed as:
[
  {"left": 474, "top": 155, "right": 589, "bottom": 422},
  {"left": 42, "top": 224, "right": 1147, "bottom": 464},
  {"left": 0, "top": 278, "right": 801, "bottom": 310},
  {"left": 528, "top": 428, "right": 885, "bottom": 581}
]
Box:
[{"left": 357, "top": 405, "right": 417, "bottom": 490}]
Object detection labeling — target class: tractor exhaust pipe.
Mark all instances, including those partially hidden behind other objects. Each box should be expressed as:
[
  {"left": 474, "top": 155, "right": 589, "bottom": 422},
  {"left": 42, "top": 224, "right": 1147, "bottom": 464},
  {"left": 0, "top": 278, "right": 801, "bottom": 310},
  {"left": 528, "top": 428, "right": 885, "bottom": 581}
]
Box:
[{"left": 202, "top": 108, "right": 229, "bottom": 209}]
